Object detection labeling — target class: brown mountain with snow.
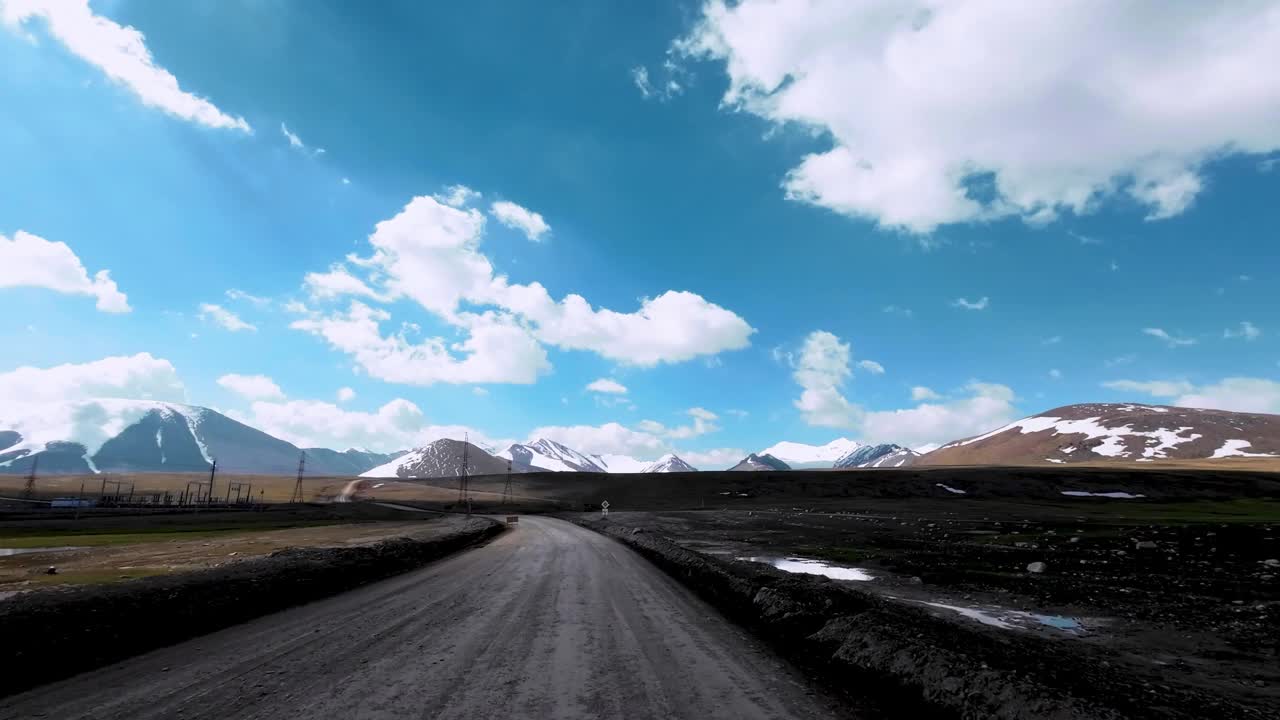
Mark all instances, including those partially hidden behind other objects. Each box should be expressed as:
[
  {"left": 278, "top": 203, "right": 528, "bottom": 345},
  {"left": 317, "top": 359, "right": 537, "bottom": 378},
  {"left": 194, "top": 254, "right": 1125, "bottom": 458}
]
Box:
[{"left": 916, "top": 403, "right": 1280, "bottom": 466}]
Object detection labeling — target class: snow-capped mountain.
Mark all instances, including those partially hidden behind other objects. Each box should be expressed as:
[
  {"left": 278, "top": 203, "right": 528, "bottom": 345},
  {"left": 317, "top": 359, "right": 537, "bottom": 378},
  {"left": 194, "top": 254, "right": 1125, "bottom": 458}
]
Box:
[
  {"left": 642, "top": 454, "right": 698, "bottom": 473},
  {"left": 591, "top": 453, "right": 650, "bottom": 473},
  {"left": 361, "top": 438, "right": 534, "bottom": 478},
  {"left": 497, "top": 438, "right": 608, "bottom": 472},
  {"left": 834, "top": 444, "right": 920, "bottom": 468},
  {"left": 0, "top": 400, "right": 400, "bottom": 476},
  {"left": 917, "top": 403, "right": 1280, "bottom": 466},
  {"left": 729, "top": 453, "right": 791, "bottom": 471},
  {"left": 759, "top": 438, "right": 862, "bottom": 468}
]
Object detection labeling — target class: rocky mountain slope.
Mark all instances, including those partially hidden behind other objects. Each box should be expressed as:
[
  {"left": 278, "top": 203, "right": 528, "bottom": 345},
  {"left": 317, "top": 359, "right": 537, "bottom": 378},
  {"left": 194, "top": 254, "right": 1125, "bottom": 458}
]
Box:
[
  {"left": 361, "top": 439, "right": 535, "bottom": 478},
  {"left": 917, "top": 403, "right": 1280, "bottom": 466},
  {"left": 0, "top": 401, "right": 400, "bottom": 476},
  {"left": 642, "top": 454, "right": 698, "bottom": 473},
  {"left": 759, "top": 438, "right": 861, "bottom": 468},
  {"left": 834, "top": 443, "right": 920, "bottom": 468},
  {"left": 497, "top": 438, "right": 608, "bottom": 472},
  {"left": 729, "top": 453, "right": 791, "bottom": 471}
]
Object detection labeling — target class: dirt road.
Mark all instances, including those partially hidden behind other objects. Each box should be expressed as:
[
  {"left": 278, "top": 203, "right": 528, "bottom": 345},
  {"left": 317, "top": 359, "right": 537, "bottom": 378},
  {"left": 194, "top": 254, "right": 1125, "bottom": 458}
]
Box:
[{"left": 0, "top": 516, "right": 850, "bottom": 720}]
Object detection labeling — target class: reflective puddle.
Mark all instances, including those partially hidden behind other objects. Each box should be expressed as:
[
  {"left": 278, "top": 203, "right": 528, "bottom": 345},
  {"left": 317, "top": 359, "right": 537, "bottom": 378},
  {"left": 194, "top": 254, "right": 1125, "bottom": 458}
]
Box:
[
  {"left": 911, "top": 600, "right": 1084, "bottom": 633},
  {"left": 0, "top": 546, "right": 84, "bottom": 557},
  {"left": 740, "top": 555, "right": 874, "bottom": 581}
]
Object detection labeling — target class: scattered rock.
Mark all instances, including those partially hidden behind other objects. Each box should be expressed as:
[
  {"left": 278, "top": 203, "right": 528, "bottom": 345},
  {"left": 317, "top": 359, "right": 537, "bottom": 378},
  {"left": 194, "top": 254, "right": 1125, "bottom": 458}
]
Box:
[
  {"left": 631, "top": 528, "right": 644, "bottom": 535},
  {"left": 1027, "top": 561, "right": 1047, "bottom": 573},
  {"left": 1262, "top": 558, "right": 1279, "bottom": 567},
  {"left": 1135, "top": 541, "right": 1158, "bottom": 550},
  {"left": 45, "top": 566, "right": 57, "bottom": 576}
]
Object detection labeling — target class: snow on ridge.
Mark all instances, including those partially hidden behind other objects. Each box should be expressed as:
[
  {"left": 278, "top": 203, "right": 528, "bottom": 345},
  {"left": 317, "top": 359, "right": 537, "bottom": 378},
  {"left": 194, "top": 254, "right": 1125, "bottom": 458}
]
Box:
[
  {"left": 1210, "top": 439, "right": 1278, "bottom": 459},
  {"left": 361, "top": 448, "right": 423, "bottom": 478},
  {"left": 761, "top": 438, "right": 861, "bottom": 465},
  {"left": 948, "top": 414, "right": 1202, "bottom": 460}
]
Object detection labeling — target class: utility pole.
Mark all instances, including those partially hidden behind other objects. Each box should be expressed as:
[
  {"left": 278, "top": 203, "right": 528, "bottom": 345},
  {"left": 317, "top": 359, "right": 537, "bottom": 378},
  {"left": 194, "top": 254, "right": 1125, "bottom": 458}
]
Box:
[
  {"left": 458, "top": 433, "right": 470, "bottom": 514},
  {"left": 208, "top": 459, "right": 218, "bottom": 505},
  {"left": 502, "top": 458, "right": 513, "bottom": 505},
  {"left": 291, "top": 451, "right": 306, "bottom": 504},
  {"left": 22, "top": 454, "right": 38, "bottom": 499}
]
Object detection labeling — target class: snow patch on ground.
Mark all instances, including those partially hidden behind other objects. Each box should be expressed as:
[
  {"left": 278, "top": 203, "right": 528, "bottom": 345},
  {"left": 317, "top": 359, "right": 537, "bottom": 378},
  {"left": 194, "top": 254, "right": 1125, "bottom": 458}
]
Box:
[
  {"left": 1061, "top": 491, "right": 1146, "bottom": 499},
  {"left": 935, "top": 483, "right": 967, "bottom": 495},
  {"left": 1210, "top": 439, "right": 1277, "bottom": 458},
  {"left": 944, "top": 414, "right": 1201, "bottom": 460},
  {"left": 741, "top": 556, "right": 874, "bottom": 581},
  {"left": 1045, "top": 458, "right": 1064, "bottom": 464}
]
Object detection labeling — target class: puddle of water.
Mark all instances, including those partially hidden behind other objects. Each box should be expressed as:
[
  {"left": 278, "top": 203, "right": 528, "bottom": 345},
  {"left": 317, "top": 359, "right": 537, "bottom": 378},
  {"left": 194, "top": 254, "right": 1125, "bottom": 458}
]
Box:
[
  {"left": 911, "top": 600, "right": 1084, "bottom": 633},
  {"left": 0, "top": 546, "right": 84, "bottom": 557},
  {"left": 740, "top": 556, "right": 874, "bottom": 581}
]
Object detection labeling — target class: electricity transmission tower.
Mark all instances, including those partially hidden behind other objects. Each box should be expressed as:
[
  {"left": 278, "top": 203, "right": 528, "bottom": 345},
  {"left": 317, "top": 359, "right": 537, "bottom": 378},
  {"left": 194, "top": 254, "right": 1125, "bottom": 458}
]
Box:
[
  {"left": 457, "top": 433, "right": 471, "bottom": 514},
  {"left": 207, "top": 458, "right": 217, "bottom": 505},
  {"left": 291, "top": 451, "right": 306, "bottom": 504},
  {"left": 502, "top": 458, "right": 513, "bottom": 505},
  {"left": 22, "top": 454, "right": 38, "bottom": 499}
]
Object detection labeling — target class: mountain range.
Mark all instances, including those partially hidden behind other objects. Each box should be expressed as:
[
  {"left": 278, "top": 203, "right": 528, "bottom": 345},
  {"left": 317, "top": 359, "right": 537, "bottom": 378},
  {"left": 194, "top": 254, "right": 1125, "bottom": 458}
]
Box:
[
  {"left": 0, "top": 401, "right": 400, "bottom": 476},
  {"left": 3, "top": 400, "right": 1274, "bottom": 478}
]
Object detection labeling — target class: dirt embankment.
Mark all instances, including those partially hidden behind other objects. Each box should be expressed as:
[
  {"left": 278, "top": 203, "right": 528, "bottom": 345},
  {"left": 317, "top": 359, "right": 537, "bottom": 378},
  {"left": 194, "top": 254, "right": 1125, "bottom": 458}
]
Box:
[
  {"left": 0, "top": 516, "right": 504, "bottom": 698},
  {"left": 573, "top": 518, "right": 1271, "bottom": 720}
]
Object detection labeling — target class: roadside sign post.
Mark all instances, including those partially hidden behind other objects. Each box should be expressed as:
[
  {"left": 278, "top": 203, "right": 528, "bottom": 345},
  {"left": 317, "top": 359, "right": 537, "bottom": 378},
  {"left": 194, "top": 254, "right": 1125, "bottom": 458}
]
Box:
[{"left": 601, "top": 500, "right": 610, "bottom": 518}]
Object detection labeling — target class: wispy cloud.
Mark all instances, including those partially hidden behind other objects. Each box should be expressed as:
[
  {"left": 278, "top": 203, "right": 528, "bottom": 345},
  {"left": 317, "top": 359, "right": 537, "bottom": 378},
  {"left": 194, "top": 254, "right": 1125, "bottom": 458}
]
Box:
[
  {"left": 1142, "top": 327, "right": 1196, "bottom": 347},
  {"left": 951, "top": 296, "right": 989, "bottom": 311},
  {"left": 1224, "top": 321, "right": 1261, "bottom": 341},
  {"left": 198, "top": 303, "right": 256, "bottom": 332}
]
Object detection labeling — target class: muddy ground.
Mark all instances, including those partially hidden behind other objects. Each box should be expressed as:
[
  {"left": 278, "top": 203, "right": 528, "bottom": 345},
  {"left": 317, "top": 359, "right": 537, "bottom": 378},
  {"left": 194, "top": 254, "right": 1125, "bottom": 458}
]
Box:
[
  {"left": 587, "top": 496, "right": 1279, "bottom": 718},
  {"left": 0, "top": 503, "right": 446, "bottom": 592}
]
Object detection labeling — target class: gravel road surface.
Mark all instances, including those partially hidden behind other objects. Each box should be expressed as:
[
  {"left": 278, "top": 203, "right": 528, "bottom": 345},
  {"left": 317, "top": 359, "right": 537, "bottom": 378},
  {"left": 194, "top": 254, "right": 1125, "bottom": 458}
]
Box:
[{"left": 1, "top": 516, "right": 850, "bottom": 720}]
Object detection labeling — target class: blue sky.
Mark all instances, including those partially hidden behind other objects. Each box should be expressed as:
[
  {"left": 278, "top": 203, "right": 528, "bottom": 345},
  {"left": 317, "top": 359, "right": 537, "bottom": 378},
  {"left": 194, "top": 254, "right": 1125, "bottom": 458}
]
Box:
[{"left": 0, "top": 0, "right": 1276, "bottom": 464}]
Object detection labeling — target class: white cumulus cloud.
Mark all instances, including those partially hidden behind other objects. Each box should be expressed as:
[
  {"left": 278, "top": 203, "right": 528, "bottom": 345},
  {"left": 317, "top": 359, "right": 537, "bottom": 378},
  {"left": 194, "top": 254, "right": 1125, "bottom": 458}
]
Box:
[
  {"left": 1104, "top": 377, "right": 1280, "bottom": 414},
  {"left": 230, "top": 397, "right": 494, "bottom": 454},
  {"left": 911, "top": 386, "right": 941, "bottom": 401},
  {"left": 0, "top": 353, "right": 187, "bottom": 458},
  {"left": 336, "top": 387, "right": 356, "bottom": 403},
  {"left": 0, "top": 230, "right": 129, "bottom": 312},
  {"left": 676, "top": 1, "right": 1280, "bottom": 232},
  {"left": 216, "top": 373, "right": 284, "bottom": 401},
  {"left": 789, "top": 330, "right": 1018, "bottom": 447},
  {"left": 291, "top": 302, "right": 550, "bottom": 386},
  {"left": 857, "top": 359, "right": 885, "bottom": 374},
  {"left": 2, "top": 0, "right": 250, "bottom": 131},
  {"left": 490, "top": 200, "right": 550, "bottom": 241},
  {"left": 586, "top": 378, "right": 628, "bottom": 394},
  {"left": 293, "top": 194, "right": 753, "bottom": 383}
]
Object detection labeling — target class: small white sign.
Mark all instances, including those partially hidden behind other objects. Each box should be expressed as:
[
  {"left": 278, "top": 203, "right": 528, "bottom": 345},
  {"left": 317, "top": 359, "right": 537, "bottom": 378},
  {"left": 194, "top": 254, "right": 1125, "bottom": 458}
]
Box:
[{"left": 601, "top": 499, "right": 610, "bottom": 517}]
